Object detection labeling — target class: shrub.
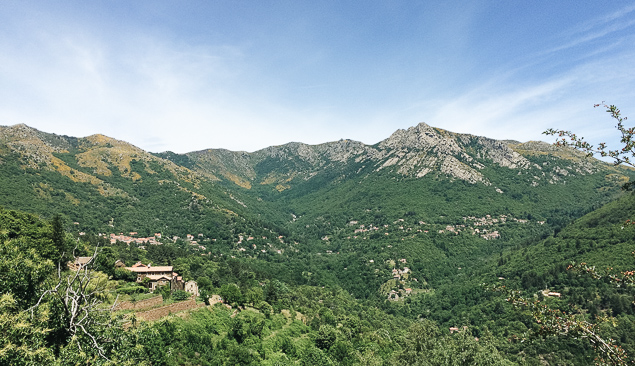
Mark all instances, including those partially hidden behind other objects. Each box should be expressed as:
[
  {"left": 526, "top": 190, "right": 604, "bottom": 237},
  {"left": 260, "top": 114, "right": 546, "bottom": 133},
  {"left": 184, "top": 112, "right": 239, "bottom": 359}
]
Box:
[{"left": 172, "top": 290, "right": 191, "bottom": 301}]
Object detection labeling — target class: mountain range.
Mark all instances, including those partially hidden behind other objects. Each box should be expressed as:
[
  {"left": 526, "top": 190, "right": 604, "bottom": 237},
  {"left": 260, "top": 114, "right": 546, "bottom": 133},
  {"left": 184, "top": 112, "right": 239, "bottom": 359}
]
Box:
[
  {"left": 0, "top": 122, "right": 629, "bottom": 236},
  {"left": 2, "top": 121, "right": 635, "bottom": 364}
]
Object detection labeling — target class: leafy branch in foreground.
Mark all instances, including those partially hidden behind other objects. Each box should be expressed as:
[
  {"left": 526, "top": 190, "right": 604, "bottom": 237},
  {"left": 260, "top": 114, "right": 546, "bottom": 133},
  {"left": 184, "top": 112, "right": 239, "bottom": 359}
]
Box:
[
  {"left": 490, "top": 284, "right": 629, "bottom": 366},
  {"left": 544, "top": 103, "right": 633, "bottom": 169},
  {"left": 568, "top": 256, "right": 635, "bottom": 290}
]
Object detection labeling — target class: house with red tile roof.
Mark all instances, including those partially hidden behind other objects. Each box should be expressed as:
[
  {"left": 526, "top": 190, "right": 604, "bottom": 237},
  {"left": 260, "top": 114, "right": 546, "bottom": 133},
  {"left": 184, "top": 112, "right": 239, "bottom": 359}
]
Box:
[{"left": 124, "top": 261, "right": 185, "bottom": 292}]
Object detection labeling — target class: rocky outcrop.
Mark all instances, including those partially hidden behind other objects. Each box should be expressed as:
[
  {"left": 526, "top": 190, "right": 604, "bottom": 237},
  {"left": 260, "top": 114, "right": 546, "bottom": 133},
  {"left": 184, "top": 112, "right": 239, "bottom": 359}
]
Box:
[{"left": 378, "top": 122, "right": 462, "bottom": 154}]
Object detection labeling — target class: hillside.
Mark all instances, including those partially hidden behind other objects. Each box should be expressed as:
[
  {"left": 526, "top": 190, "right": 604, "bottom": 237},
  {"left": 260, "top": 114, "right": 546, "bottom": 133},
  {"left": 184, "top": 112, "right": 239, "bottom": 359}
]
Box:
[
  {"left": 0, "top": 122, "right": 627, "bottom": 240},
  {"left": 1, "top": 122, "right": 635, "bottom": 364},
  {"left": 0, "top": 122, "right": 631, "bottom": 295},
  {"left": 0, "top": 124, "right": 289, "bottom": 239},
  {"left": 180, "top": 123, "right": 614, "bottom": 191}
]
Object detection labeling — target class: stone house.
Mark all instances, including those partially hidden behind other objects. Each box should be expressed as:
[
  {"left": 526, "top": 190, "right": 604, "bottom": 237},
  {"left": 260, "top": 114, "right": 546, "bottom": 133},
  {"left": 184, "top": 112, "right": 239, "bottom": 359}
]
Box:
[
  {"left": 124, "top": 261, "right": 185, "bottom": 292},
  {"left": 184, "top": 280, "right": 199, "bottom": 296}
]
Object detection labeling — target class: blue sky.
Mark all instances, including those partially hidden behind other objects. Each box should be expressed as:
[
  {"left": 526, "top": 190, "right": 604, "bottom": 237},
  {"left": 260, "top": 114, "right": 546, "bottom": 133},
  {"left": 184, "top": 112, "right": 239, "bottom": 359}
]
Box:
[{"left": 1, "top": 1, "right": 634, "bottom": 153}]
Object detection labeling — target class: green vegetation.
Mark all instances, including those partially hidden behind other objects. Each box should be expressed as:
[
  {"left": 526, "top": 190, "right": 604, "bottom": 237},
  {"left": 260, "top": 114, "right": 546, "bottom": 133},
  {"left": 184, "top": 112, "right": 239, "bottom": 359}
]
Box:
[{"left": 1, "top": 122, "right": 635, "bottom": 364}]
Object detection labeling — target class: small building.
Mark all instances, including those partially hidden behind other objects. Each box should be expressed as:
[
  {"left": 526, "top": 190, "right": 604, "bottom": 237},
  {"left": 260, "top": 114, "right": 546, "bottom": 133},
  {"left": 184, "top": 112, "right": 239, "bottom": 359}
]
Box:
[
  {"left": 146, "top": 275, "right": 172, "bottom": 292},
  {"left": 185, "top": 280, "right": 199, "bottom": 296},
  {"left": 124, "top": 262, "right": 184, "bottom": 292}
]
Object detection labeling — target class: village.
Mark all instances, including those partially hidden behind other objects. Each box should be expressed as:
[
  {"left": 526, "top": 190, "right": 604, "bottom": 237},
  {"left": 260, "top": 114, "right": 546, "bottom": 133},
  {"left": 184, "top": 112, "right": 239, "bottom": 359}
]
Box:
[
  {"left": 341, "top": 213, "right": 542, "bottom": 242},
  {"left": 88, "top": 212, "right": 544, "bottom": 306}
]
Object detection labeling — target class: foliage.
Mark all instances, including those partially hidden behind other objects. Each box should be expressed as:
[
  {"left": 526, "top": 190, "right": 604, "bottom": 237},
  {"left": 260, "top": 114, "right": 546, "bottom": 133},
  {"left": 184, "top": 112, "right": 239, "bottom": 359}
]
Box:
[
  {"left": 3, "top": 118, "right": 635, "bottom": 364},
  {"left": 220, "top": 283, "right": 244, "bottom": 307},
  {"left": 171, "top": 290, "right": 190, "bottom": 301},
  {"left": 394, "top": 319, "right": 512, "bottom": 365},
  {"left": 0, "top": 293, "right": 54, "bottom": 365},
  {"left": 545, "top": 103, "right": 634, "bottom": 189}
]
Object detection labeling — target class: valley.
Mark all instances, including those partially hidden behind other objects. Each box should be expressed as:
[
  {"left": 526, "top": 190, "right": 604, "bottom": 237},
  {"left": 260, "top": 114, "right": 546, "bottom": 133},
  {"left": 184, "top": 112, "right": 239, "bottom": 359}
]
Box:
[{"left": 1, "top": 122, "right": 634, "bottom": 365}]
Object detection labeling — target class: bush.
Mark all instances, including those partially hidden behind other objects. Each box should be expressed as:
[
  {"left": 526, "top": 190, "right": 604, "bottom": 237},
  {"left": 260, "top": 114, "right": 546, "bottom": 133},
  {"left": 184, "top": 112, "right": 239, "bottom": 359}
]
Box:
[
  {"left": 116, "top": 285, "right": 147, "bottom": 295},
  {"left": 113, "top": 268, "right": 137, "bottom": 282},
  {"left": 172, "top": 290, "right": 191, "bottom": 301}
]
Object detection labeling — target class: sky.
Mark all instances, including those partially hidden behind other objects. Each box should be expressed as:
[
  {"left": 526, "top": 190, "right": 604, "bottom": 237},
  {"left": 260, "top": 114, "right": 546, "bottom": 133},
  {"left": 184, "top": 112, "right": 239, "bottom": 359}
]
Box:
[{"left": 1, "top": 1, "right": 634, "bottom": 154}]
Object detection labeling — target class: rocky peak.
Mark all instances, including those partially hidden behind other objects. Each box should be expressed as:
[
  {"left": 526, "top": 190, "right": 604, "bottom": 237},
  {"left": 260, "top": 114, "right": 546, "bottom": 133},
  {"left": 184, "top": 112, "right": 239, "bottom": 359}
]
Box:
[
  {"left": 0, "top": 124, "right": 75, "bottom": 152},
  {"left": 257, "top": 142, "right": 318, "bottom": 163},
  {"left": 378, "top": 122, "right": 462, "bottom": 155}
]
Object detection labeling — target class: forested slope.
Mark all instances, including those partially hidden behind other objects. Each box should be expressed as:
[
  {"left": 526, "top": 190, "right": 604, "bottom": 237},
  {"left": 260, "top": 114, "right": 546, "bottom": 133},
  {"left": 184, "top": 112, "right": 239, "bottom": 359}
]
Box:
[{"left": 1, "top": 122, "right": 635, "bottom": 364}]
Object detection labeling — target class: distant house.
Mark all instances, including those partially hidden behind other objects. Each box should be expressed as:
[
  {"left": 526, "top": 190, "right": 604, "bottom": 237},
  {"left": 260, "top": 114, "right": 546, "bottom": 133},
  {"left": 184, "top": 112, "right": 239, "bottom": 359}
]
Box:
[
  {"left": 124, "top": 261, "right": 185, "bottom": 292},
  {"left": 542, "top": 289, "right": 562, "bottom": 298},
  {"left": 185, "top": 280, "right": 199, "bottom": 296}
]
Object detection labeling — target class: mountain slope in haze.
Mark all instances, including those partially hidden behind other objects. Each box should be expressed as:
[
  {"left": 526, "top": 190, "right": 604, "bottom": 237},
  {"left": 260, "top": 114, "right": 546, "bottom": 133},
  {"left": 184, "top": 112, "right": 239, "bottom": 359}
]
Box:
[{"left": 165, "top": 122, "right": 631, "bottom": 251}]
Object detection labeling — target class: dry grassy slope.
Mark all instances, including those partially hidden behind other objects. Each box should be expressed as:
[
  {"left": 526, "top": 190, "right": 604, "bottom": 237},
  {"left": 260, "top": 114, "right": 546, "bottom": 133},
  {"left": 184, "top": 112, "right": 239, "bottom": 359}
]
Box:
[
  {"left": 0, "top": 124, "right": 129, "bottom": 198},
  {"left": 0, "top": 124, "right": 221, "bottom": 199}
]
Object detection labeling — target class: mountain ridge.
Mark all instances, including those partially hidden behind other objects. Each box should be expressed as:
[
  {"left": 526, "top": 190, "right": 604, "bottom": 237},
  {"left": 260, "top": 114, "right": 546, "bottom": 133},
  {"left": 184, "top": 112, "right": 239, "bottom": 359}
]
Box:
[
  {"left": 172, "top": 121, "right": 615, "bottom": 193},
  {"left": 2, "top": 122, "right": 635, "bottom": 365},
  {"left": 0, "top": 122, "right": 631, "bottom": 236}
]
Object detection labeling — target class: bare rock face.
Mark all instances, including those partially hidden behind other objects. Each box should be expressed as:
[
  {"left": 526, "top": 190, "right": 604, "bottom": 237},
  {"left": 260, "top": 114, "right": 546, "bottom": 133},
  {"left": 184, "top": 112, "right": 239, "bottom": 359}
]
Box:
[
  {"left": 379, "top": 123, "right": 463, "bottom": 155},
  {"left": 472, "top": 137, "right": 531, "bottom": 169},
  {"left": 316, "top": 140, "right": 368, "bottom": 162},
  {"left": 439, "top": 155, "right": 488, "bottom": 184},
  {"left": 367, "top": 123, "right": 534, "bottom": 184}
]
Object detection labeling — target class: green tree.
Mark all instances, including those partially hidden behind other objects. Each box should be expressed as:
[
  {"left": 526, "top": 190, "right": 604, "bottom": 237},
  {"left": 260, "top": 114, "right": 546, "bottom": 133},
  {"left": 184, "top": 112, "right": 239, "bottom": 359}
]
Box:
[
  {"left": 172, "top": 289, "right": 190, "bottom": 301},
  {"left": 220, "top": 283, "right": 244, "bottom": 307},
  {"left": 51, "top": 214, "right": 70, "bottom": 266},
  {"left": 229, "top": 310, "right": 266, "bottom": 344},
  {"left": 0, "top": 293, "right": 54, "bottom": 365},
  {"left": 245, "top": 286, "right": 263, "bottom": 307},
  {"left": 315, "top": 324, "right": 337, "bottom": 350},
  {"left": 0, "top": 237, "right": 54, "bottom": 307}
]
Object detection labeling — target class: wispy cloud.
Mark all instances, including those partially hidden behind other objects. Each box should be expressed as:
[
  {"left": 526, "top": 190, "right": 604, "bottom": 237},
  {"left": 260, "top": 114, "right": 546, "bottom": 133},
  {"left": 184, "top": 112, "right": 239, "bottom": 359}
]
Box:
[
  {"left": 0, "top": 3, "right": 633, "bottom": 153},
  {"left": 541, "top": 4, "right": 635, "bottom": 56}
]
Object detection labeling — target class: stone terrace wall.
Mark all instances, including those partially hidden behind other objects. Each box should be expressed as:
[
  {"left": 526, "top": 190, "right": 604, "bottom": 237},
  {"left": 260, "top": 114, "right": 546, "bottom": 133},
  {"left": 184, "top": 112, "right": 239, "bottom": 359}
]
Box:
[
  {"left": 114, "top": 295, "right": 163, "bottom": 311},
  {"left": 136, "top": 298, "right": 205, "bottom": 321}
]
